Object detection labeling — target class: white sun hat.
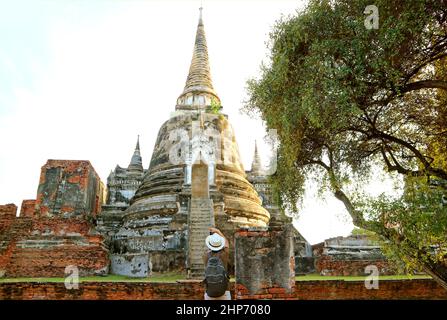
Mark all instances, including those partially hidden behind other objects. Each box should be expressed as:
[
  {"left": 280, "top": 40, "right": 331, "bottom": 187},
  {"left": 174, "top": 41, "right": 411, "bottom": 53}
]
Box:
[{"left": 205, "top": 233, "right": 225, "bottom": 252}]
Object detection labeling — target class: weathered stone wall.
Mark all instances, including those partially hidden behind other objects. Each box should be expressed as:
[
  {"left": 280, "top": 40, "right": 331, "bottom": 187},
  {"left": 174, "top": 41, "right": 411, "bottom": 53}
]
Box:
[
  {"left": 234, "top": 225, "right": 295, "bottom": 297},
  {"left": 150, "top": 251, "right": 185, "bottom": 272},
  {"left": 110, "top": 253, "right": 149, "bottom": 277},
  {"left": 0, "top": 279, "right": 445, "bottom": 300},
  {"left": 313, "top": 235, "right": 396, "bottom": 276}
]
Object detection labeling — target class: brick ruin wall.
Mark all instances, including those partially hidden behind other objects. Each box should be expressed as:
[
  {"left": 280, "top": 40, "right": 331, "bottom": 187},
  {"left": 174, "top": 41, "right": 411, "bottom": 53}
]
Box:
[
  {"left": 0, "top": 160, "right": 109, "bottom": 278},
  {"left": 0, "top": 204, "right": 18, "bottom": 276},
  {"left": 35, "top": 160, "right": 104, "bottom": 217},
  {"left": 0, "top": 279, "right": 445, "bottom": 300},
  {"left": 0, "top": 205, "right": 109, "bottom": 277},
  {"left": 234, "top": 225, "right": 296, "bottom": 299},
  {"left": 312, "top": 236, "right": 397, "bottom": 276},
  {"left": 19, "top": 200, "right": 36, "bottom": 218}
]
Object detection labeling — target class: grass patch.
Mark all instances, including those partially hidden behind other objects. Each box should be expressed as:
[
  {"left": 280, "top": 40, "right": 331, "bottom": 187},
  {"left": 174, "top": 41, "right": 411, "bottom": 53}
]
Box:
[
  {"left": 295, "top": 274, "right": 432, "bottom": 281},
  {"left": 0, "top": 273, "right": 431, "bottom": 283},
  {"left": 0, "top": 272, "right": 186, "bottom": 283}
]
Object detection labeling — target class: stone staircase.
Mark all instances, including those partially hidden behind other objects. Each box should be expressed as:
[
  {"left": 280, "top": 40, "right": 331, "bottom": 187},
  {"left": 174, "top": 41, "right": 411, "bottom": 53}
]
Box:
[{"left": 188, "top": 197, "right": 214, "bottom": 279}]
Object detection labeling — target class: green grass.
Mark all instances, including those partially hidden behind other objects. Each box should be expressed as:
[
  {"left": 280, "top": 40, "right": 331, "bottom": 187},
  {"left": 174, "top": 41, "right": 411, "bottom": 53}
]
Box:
[
  {"left": 0, "top": 273, "right": 432, "bottom": 283},
  {"left": 295, "top": 274, "right": 432, "bottom": 281},
  {"left": 0, "top": 272, "right": 186, "bottom": 283}
]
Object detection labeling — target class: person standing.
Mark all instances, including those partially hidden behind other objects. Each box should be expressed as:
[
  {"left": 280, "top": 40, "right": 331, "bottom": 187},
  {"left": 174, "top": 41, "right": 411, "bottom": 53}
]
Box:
[{"left": 203, "top": 227, "right": 231, "bottom": 300}]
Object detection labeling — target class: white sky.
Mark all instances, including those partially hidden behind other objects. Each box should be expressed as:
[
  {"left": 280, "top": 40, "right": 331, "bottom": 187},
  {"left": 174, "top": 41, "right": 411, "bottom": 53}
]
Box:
[{"left": 0, "top": 0, "right": 371, "bottom": 244}]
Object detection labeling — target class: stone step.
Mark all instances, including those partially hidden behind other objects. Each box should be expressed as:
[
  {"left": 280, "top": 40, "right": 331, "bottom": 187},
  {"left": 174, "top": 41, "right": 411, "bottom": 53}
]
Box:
[
  {"left": 189, "top": 212, "right": 212, "bottom": 215},
  {"left": 188, "top": 197, "right": 214, "bottom": 278}
]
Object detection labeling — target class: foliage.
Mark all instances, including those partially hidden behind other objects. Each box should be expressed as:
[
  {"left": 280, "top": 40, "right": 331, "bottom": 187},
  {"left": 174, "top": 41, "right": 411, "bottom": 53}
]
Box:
[
  {"left": 351, "top": 227, "right": 377, "bottom": 237},
  {"left": 245, "top": 0, "right": 447, "bottom": 284},
  {"left": 209, "top": 97, "right": 222, "bottom": 114}
]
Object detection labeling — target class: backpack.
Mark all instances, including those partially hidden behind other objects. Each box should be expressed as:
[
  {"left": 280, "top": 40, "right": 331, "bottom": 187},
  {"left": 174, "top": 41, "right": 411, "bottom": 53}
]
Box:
[{"left": 204, "top": 254, "right": 229, "bottom": 297}]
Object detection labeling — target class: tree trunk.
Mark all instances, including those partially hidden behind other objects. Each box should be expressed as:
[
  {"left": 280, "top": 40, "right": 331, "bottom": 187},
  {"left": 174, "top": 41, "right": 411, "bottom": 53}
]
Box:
[
  {"left": 415, "top": 246, "right": 447, "bottom": 291},
  {"left": 329, "top": 171, "right": 447, "bottom": 291},
  {"left": 422, "top": 262, "right": 447, "bottom": 291}
]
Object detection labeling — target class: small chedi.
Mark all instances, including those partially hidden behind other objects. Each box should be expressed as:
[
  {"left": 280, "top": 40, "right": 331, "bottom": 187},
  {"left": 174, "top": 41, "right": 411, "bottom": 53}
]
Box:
[
  {"left": 97, "top": 137, "right": 146, "bottom": 243},
  {"left": 0, "top": 9, "right": 395, "bottom": 281}
]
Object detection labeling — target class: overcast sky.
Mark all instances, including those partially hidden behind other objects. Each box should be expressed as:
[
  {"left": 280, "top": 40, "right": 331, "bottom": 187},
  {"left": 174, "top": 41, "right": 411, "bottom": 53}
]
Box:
[{"left": 0, "top": 0, "right": 370, "bottom": 244}]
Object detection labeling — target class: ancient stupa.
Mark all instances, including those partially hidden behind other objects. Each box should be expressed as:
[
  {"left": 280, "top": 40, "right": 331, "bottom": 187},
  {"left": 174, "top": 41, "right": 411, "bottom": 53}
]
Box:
[{"left": 112, "top": 8, "right": 269, "bottom": 278}]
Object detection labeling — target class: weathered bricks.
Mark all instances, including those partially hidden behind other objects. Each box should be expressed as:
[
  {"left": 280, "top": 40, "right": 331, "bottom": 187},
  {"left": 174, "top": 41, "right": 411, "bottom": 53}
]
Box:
[
  {"left": 35, "top": 160, "right": 105, "bottom": 217},
  {"left": 0, "top": 160, "right": 108, "bottom": 278},
  {"left": 0, "top": 279, "right": 445, "bottom": 300},
  {"left": 234, "top": 225, "right": 296, "bottom": 298},
  {"left": 312, "top": 235, "right": 396, "bottom": 276},
  {"left": 0, "top": 216, "right": 109, "bottom": 277},
  {"left": 19, "top": 200, "right": 36, "bottom": 217}
]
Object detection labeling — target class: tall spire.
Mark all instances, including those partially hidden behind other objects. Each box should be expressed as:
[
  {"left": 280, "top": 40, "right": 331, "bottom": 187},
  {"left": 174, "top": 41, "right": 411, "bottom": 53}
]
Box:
[
  {"left": 199, "top": 5, "right": 203, "bottom": 25},
  {"left": 128, "top": 135, "right": 143, "bottom": 174},
  {"left": 135, "top": 134, "right": 140, "bottom": 152},
  {"left": 176, "top": 7, "right": 220, "bottom": 109},
  {"left": 251, "top": 140, "right": 264, "bottom": 176}
]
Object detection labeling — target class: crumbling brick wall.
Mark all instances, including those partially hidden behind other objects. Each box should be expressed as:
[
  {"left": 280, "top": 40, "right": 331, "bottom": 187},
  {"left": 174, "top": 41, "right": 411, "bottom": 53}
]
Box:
[
  {"left": 0, "top": 204, "right": 17, "bottom": 232},
  {"left": 5, "top": 217, "right": 109, "bottom": 277},
  {"left": 313, "top": 235, "right": 396, "bottom": 276},
  {"left": 0, "top": 279, "right": 445, "bottom": 300},
  {"left": 0, "top": 204, "right": 19, "bottom": 275},
  {"left": 35, "top": 160, "right": 103, "bottom": 217},
  {"left": 0, "top": 160, "right": 109, "bottom": 278},
  {"left": 19, "top": 200, "right": 36, "bottom": 217},
  {"left": 0, "top": 213, "right": 109, "bottom": 278}
]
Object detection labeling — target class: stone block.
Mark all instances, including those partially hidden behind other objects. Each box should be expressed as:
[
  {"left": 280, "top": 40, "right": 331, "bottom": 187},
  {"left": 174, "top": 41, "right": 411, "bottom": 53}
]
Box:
[
  {"left": 110, "top": 253, "right": 150, "bottom": 278},
  {"left": 235, "top": 224, "right": 295, "bottom": 297}
]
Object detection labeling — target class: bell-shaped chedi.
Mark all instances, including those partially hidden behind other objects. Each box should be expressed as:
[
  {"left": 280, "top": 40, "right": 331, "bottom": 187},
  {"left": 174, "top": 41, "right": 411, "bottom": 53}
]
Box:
[{"left": 114, "top": 9, "right": 269, "bottom": 276}]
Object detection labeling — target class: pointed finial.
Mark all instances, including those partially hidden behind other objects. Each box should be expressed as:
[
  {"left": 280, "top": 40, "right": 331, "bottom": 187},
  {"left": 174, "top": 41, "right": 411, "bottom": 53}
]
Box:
[
  {"left": 176, "top": 4, "right": 220, "bottom": 110},
  {"left": 136, "top": 134, "right": 140, "bottom": 151},
  {"left": 251, "top": 140, "right": 263, "bottom": 176}
]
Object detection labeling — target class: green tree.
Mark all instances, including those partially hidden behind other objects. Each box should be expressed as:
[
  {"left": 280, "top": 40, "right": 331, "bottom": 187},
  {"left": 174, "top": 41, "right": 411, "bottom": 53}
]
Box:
[{"left": 245, "top": 0, "right": 447, "bottom": 289}]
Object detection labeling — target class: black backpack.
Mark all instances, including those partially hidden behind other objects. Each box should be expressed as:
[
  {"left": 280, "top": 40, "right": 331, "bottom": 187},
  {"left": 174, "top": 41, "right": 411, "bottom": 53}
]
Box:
[{"left": 204, "top": 254, "right": 229, "bottom": 297}]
